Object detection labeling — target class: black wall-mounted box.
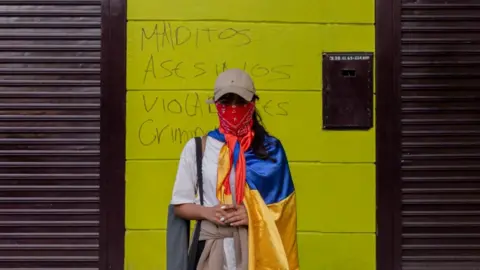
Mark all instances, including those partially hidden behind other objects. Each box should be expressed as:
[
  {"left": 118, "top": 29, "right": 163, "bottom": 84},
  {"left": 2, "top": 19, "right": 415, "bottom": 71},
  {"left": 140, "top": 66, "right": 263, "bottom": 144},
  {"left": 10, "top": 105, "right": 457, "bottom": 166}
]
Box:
[{"left": 322, "top": 52, "right": 374, "bottom": 130}]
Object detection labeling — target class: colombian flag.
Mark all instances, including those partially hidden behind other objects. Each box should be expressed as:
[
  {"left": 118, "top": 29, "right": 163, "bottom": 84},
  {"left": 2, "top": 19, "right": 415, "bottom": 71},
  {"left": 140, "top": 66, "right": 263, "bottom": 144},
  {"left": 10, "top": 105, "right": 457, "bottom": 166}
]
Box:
[{"left": 208, "top": 130, "right": 299, "bottom": 270}]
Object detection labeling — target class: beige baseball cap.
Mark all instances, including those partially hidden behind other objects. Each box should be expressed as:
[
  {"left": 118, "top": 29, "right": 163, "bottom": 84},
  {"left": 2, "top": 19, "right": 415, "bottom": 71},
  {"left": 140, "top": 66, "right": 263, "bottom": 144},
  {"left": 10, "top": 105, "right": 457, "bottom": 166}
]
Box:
[{"left": 207, "top": 68, "right": 256, "bottom": 104}]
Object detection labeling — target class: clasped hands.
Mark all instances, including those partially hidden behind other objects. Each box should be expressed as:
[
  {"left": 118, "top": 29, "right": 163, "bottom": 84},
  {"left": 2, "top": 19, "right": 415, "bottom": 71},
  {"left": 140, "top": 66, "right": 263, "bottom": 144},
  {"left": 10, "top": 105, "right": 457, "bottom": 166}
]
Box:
[{"left": 202, "top": 204, "right": 248, "bottom": 227}]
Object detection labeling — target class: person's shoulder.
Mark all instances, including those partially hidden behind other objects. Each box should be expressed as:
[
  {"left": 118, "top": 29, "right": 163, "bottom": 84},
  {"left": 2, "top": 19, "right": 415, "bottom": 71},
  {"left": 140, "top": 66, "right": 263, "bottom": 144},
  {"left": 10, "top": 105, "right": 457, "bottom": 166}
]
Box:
[
  {"left": 184, "top": 137, "right": 197, "bottom": 149},
  {"left": 181, "top": 135, "right": 223, "bottom": 155},
  {"left": 179, "top": 137, "right": 197, "bottom": 157},
  {"left": 264, "top": 134, "right": 281, "bottom": 145},
  {"left": 263, "top": 134, "right": 285, "bottom": 152}
]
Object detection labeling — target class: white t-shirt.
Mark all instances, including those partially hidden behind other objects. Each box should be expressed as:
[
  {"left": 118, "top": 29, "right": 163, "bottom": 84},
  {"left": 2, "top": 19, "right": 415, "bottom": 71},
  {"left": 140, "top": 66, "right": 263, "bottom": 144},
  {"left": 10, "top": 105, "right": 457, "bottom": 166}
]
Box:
[
  {"left": 170, "top": 136, "right": 237, "bottom": 269},
  {"left": 171, "top": 136, "right": 224, "bottom": 206}
]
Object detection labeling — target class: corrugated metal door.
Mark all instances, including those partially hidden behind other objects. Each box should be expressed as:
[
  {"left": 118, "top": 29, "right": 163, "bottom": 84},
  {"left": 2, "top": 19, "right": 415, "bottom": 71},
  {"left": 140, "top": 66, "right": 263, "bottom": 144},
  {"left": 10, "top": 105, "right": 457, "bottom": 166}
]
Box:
[
  {"left": 401, "top": 1, "right": 480, "bottom": 269},
  {"left": 0, "top": 0, "right": 100, "bottom": 268}
]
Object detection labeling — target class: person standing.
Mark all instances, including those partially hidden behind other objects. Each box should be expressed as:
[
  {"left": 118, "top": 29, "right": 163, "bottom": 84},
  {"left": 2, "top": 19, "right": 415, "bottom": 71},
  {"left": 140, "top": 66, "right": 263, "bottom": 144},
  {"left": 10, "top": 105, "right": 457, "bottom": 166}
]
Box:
[{"left": 169, "top": 69, "right": 299, "bottom": 270}]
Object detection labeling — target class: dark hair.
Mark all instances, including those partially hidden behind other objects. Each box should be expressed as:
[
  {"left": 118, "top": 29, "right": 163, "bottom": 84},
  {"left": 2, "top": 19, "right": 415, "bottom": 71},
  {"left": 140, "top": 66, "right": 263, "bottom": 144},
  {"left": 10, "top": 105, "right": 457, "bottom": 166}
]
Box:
[{"left": 251, "top": 109, "right": 272, "bottom": 160}]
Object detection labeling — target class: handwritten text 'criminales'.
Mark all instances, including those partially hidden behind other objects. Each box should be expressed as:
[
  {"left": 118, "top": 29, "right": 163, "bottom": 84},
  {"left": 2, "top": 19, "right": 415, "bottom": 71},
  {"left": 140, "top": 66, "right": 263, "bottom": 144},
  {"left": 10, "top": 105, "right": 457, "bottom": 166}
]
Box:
[{"left": 141, "top": 22, "right": 252, "bottom": 51}]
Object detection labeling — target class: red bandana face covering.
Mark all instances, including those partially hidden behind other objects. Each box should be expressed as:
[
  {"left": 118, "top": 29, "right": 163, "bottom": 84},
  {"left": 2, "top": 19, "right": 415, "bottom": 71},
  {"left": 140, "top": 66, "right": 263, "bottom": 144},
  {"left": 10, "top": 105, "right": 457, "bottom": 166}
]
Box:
[
  {"left": 215, "top": 102, "right": 256, "bottom": 137},
  {"left": 215, "top": 102, "right": 256, "bottom": 204}
]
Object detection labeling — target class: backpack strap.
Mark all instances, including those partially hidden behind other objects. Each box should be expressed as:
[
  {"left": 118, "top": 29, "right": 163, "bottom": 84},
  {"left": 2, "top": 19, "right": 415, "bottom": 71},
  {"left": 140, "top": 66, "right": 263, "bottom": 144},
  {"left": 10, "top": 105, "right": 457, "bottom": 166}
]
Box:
[
  {"left": 201, "top": 135, "right": 207, "bottom": 157},
  {"left": 188, "top": 136, "right": 206, "bottom": 269},
  {"left": 195, "top": 136, "right": 205, "bottom": 205}
]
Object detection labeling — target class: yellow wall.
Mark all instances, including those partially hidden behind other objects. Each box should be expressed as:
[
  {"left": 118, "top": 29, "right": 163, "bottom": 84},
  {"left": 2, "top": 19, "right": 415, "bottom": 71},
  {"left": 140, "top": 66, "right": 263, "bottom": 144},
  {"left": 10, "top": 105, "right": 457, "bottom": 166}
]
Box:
[{"left": 125, "top": 1, "right": 376, "bottom": 269}]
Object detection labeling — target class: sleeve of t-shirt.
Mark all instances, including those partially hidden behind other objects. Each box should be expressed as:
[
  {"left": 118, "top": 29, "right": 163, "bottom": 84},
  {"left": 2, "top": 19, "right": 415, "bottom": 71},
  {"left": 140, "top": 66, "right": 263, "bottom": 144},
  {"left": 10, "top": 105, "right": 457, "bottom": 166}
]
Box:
[{"left": 170, "top": 138, "right": 197, "bottom": 205}]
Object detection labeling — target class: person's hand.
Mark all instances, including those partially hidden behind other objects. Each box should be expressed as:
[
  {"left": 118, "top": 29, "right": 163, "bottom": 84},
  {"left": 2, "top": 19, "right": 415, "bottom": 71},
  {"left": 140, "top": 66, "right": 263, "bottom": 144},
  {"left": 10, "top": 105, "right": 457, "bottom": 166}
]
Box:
[
  {"left": 201, "top": 204, "right": 235, "bottom": 226},
  {"left": 223, "top": 204, "right": 248, "bottom": 226}
]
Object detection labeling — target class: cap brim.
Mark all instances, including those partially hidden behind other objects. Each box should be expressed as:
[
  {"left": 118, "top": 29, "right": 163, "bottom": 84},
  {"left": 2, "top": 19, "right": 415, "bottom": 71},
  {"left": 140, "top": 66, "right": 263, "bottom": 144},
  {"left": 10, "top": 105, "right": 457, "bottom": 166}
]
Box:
[{"left": 207, "top": 86, "right": 254, "bottom": 104}]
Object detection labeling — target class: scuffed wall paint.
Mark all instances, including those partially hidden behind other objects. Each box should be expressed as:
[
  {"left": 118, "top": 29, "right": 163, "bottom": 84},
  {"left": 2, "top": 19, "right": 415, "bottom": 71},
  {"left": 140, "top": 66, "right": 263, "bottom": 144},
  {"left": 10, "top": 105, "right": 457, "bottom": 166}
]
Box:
[{"left": 125, "top": 1, "right": 375, "bottom": 269}]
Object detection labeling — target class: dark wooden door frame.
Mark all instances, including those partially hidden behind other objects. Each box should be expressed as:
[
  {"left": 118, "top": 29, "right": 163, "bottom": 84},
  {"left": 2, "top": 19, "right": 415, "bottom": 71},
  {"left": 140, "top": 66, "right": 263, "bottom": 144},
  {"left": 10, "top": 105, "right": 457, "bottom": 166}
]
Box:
[
  {"left": 98, "top": 0, "right": 404, "bottom": 268},
  {"left": 375, "top": 0, "right": 402, "bottom": 269},
  {"left": 99, "top": 0, "right": 127, "bottom": 268}
]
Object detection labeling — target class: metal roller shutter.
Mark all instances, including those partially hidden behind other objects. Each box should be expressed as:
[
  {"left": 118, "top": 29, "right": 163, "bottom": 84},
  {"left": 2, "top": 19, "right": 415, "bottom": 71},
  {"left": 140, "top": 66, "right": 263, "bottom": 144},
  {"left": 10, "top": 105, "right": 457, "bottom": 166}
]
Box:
[
  {"left": 0, "top": 0, "right": 100, "bottom": 268},
  {"left": 400, "top": 1, "right": 480, "bottom": 269}
]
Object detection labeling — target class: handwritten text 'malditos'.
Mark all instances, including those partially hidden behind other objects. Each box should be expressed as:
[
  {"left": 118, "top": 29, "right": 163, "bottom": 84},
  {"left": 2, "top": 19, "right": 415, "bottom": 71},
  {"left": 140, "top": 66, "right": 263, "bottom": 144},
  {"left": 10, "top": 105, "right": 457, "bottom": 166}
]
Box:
[{"left": 141, "top": 22, "right": 252, "bottom": 51}]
